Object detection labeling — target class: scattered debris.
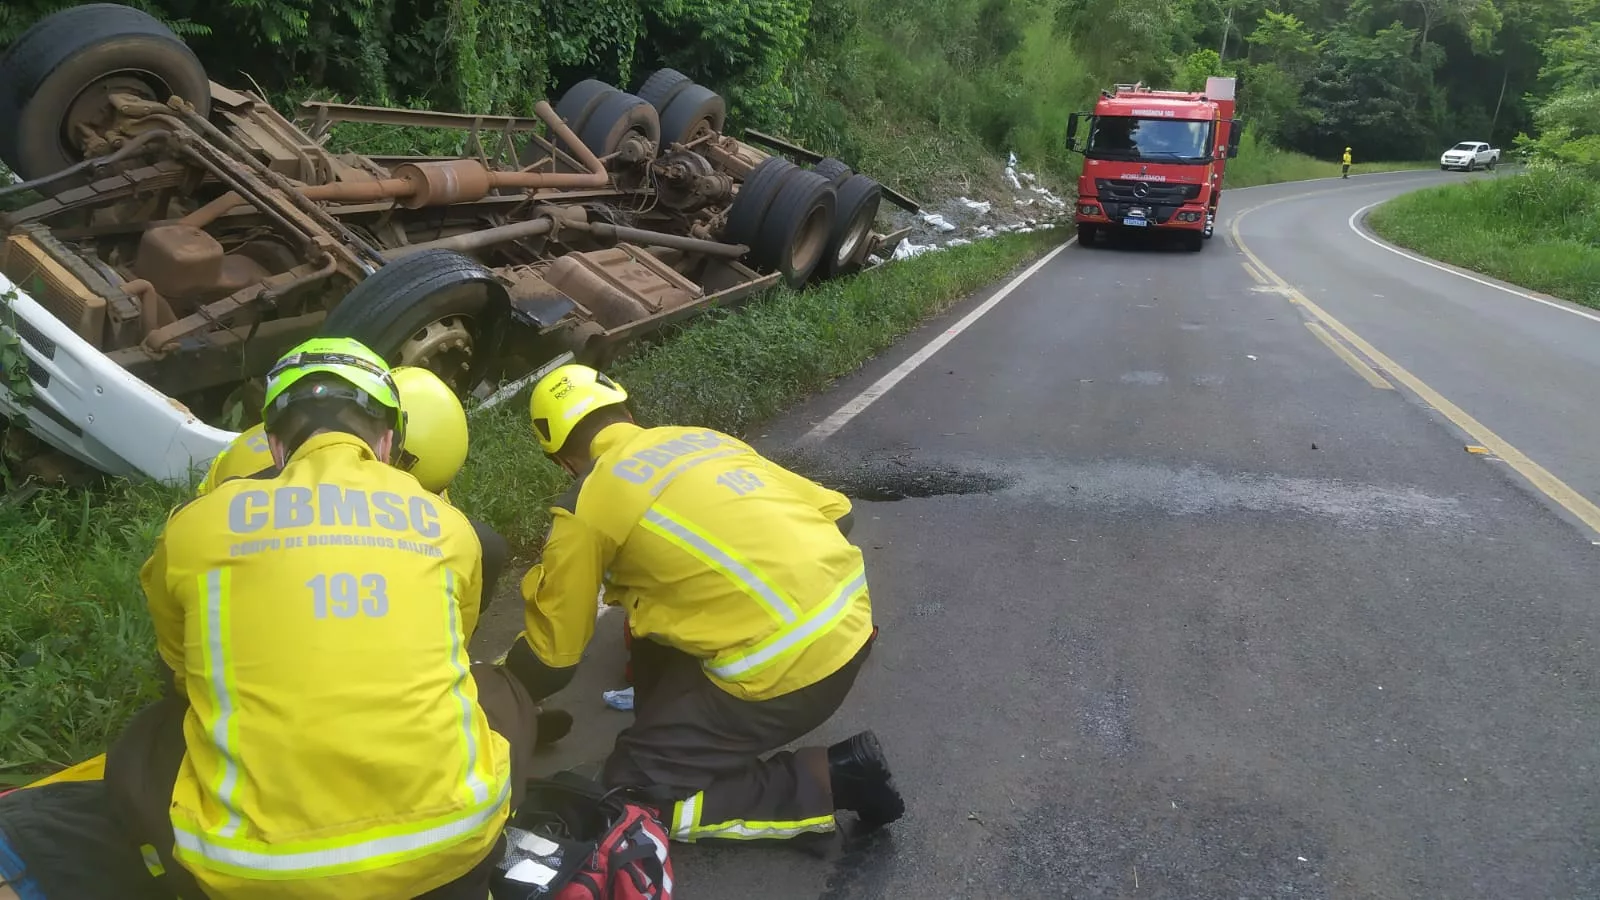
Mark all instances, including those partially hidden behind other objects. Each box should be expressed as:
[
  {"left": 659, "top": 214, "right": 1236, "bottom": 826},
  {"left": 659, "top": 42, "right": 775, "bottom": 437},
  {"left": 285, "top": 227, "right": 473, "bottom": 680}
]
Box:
[
  {"left": 921, "top": 212, "right": 959, "bottom": 233},
  {"left": 602, "top": 687, "right": 634, "bottom": 711},
  {"left": 892, "top": 239, "right": 938, "bottom": 260}
]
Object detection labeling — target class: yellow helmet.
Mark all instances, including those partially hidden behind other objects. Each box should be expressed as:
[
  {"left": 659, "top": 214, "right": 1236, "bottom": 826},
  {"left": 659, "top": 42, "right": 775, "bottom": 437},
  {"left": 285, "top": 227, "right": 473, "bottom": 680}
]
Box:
[
  {"left": 529, "top": 364, "right": 628, "bottom": 455},
  {"left": 391, "top": 366, "right": 469, "bottom": 493},
  {"left": 196, "top": 424, "right": 273, "bottom": 495},
  {"left": 196, "top": 366, "right": 467, "bottom": 497}
]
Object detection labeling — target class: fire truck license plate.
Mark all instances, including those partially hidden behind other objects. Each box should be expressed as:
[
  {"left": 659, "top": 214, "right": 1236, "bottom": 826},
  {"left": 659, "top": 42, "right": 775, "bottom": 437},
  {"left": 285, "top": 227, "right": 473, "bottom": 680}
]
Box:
[{"left": 1123, "top": 213, "right": 1148, "bottom": 227}]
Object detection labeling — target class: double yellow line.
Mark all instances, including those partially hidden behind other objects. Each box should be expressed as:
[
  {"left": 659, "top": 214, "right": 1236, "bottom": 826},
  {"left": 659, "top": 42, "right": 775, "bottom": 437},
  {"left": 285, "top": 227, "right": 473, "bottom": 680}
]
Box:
[{"left": 1231, "top": 194, "right": 1600, "bottom": 538}]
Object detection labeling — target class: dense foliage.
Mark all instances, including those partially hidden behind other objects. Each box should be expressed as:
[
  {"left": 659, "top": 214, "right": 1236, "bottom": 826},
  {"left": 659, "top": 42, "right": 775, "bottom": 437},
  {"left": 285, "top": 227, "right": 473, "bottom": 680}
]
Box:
[{"left": 2, "top": 0, "right": 1596, "bottom": 176}]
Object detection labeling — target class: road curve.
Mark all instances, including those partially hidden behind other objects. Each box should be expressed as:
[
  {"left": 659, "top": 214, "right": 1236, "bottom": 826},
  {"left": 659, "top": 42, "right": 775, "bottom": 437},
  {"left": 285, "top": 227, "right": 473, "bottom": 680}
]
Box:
[{"left": 481, "top": 170, "right": 1600, "bottom": 900}]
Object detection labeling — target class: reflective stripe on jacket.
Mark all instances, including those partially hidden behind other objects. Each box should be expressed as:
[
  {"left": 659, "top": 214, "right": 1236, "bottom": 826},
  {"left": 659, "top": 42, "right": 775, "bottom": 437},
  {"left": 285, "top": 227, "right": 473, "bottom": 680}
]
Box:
[
  {"left": 142, "top": 432, "right": 509, "bottom": 899},
  {"left": 521, "top": 423, "right": 873, "bottom": 701}
]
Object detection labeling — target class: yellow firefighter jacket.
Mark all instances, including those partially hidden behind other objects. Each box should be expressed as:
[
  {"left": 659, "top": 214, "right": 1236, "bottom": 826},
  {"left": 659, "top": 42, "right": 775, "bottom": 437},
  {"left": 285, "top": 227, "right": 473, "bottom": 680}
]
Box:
[
  {"left": 141, "top": 432, "right": 509, "bottom": 900},
  {"left": 521, "top": 423, "right": 873, "bottom": 701}
]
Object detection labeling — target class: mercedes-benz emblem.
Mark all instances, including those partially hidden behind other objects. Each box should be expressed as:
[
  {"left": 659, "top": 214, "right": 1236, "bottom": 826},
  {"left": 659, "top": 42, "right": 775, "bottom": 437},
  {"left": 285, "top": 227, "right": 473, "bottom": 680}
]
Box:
[{"left": 1132, "top": 182, "right": 1150, "bottom": 198}]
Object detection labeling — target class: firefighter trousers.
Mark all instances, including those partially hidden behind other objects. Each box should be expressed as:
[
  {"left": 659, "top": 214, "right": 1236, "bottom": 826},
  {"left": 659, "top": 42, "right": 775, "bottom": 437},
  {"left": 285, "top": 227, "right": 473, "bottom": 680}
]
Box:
[
  {"left": 104, "top": 664, "right": 538, "bottom": 899},
  {"left": 602, "top": 634, "right": 873, "bottom": 842}
]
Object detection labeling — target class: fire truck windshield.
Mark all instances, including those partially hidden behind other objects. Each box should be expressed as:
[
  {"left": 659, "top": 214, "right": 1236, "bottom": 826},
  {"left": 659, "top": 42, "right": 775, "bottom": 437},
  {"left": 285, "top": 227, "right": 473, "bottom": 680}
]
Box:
[{"left": 1087, "top": 116, "right": 1213, "bottom": 162}]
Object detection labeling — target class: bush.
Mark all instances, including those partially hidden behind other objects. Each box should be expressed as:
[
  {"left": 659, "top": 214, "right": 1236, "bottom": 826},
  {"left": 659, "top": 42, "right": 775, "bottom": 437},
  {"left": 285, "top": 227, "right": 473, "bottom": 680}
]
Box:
[{"left": 1367, "top": 166, "right": 1600, "bottom": 309}]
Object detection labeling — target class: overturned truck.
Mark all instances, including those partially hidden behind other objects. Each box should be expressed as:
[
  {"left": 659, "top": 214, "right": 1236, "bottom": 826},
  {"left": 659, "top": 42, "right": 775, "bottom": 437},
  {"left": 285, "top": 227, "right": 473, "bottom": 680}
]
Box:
[{"left": 0, "top": 3, "right": 915, "bottom": 484}]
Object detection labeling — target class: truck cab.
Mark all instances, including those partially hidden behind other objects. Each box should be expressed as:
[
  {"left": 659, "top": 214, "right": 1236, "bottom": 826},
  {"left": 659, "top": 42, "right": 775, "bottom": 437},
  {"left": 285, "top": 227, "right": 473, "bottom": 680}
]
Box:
[{"left": 1067, "top": 77, "right": 1242, "bottom": 251}]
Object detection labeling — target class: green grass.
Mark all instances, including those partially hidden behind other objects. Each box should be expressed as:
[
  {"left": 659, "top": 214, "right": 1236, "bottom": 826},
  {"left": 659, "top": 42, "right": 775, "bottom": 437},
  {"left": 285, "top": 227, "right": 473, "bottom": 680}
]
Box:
[
  {"left": 1225, "top": 130, "right": 1433, "bottom": 188},
  {"left": 0, "top": 228, "right": 1062, "bottom": 781},
  {"left": 1367, "top": 166, "right": 1600, "bottom": 310},
  {"left": 0, "top": 483, "right": 179, "bottom": 783}
]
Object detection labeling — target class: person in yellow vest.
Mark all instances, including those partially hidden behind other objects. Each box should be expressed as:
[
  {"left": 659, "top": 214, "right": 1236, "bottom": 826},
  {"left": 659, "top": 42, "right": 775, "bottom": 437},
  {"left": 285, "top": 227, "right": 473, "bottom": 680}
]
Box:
[
  {"left": 103, "top": 337, "right": 538, "bottom": 900},
  {"left": 499, "top": 364, "right": 904, "bottom": 843},
  {"left": 195, "top": 365, "right": 512, "bottom": 609},
  {"left": 1342, "top": 146, "right": 1353, "bottom": 178}
]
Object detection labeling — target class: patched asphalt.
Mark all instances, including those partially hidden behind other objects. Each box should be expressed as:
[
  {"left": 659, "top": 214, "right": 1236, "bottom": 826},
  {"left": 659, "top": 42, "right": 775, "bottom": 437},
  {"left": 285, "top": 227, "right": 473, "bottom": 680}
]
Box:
[{"left": 474, "top": 169, "right": 1600, "bottom": 899}]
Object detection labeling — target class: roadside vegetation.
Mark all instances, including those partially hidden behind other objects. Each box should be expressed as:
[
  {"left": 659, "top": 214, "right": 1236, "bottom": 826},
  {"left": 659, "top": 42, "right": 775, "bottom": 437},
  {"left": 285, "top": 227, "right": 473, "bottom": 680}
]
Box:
[
  {"left": 1225, "top": 132, "right": 1433, "bottom": 187},
  {"left": 0, "top": 229, "right": 1059, "bottom": 782},
  {"left": 1367, "top": 168, "right": 1600, "bottom": 309},
  {"left": 1368, "top": 19, "right": 1600, "bottom": 310}
]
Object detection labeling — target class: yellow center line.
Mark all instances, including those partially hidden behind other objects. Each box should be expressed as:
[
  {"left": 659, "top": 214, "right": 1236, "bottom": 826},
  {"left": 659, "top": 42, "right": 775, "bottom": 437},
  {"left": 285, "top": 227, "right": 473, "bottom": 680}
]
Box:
[
  {"left": 1230, "top": 194, "right": 1600, "bottom": 538},
  {"left": 1242, "top": 261, "right": 1268, "bottom": 285},
  {"left": 1304, "top": 322, "right": 1394, "bottom": 390}
]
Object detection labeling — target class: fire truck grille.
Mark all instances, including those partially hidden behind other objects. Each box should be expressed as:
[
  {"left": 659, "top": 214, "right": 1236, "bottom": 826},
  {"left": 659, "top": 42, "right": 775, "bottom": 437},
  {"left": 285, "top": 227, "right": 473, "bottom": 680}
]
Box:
[{"left": 1093, "top": 179, "right": 1202, "bottom": 223}]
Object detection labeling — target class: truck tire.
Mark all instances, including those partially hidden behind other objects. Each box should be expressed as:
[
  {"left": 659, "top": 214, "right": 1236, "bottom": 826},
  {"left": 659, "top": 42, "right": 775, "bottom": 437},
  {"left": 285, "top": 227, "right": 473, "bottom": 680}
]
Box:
[
  {"left": 812, "top": 157, "right": 853, "bottom": 187},
  {"left": 577, "top": 91, "right": 660, "bottom": 159},
  {"left": 1487, "top": 157, "right": 1497, "bottom": 170},
  {"left": 1181, "top": 230, "right": 1204, "bottom": 252},
  {"left": 724, "top": 157, "right": 794, "bottom": 251},
  {"left": 657, "top": 84, "right": 727, "bottom": 148},
  {"left": 0, "top": 3, "right": 210, "bottom": 181},
  {"left": 754, "top": 168, "right": 836, "bottom": 289},
  {"left": 1076, "top": 224, "right": 1099, "bottom": 246},
  {"left": 554, "top": 79, "right": 617, "bottom": 135},
  {"left": 634, "top": 68, "right": 693, "bottom": 114},
  {"left": 821, "top": 173, "right": 881, "bottom": 279},
  {"left": 540, "top": 79, "right": 618, "bottom": 169},
  {"left": 321, "top": 249, "right": 511, "bottom": 397}
]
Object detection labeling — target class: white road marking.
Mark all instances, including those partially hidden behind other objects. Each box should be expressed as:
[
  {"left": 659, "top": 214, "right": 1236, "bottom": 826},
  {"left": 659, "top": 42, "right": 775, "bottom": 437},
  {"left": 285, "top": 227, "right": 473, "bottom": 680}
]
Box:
[
  {"left": 797, "top": 239, "right": 1075, "bottom": 444},
  {"left": 794, "top": 171, "right": 1438, "bottom": 447},
  {"left": 1347, "top": 202, "right": 1600, "bottom": 326}
]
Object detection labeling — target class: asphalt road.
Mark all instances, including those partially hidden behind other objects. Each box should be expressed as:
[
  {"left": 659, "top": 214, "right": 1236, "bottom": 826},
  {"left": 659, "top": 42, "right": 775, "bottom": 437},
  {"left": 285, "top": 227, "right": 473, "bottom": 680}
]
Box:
[{"left": 476, "top": 168, "right": 1600, "bottom": 899}]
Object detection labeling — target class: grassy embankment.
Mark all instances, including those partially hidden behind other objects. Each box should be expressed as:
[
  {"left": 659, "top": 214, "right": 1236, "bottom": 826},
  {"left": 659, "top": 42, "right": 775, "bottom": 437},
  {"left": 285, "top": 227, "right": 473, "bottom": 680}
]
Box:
[
  {"left": 1367, "top": 167, "right": 1600, "bottom": 310},
  {"left": 0, "top": 229, "right": 1061, "bottom": 782},
  {"left": 1224, "top": 131, "right": 1434, "bottom": 188}
]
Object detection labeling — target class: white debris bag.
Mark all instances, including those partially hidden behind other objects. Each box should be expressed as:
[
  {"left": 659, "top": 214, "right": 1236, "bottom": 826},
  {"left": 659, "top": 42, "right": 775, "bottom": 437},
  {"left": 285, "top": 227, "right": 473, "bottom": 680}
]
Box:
[
  {"left": 892, "top": 238, "right": 938, "bottom": 260},
  {"left": 919, "top": 212, "right": 958, "bottom": 233},
  {"left": 945, "top": 238, "right": 973, "bottom": 247},
  {"left": 957, "top": 197, "right": 992, "bottom": 215}
]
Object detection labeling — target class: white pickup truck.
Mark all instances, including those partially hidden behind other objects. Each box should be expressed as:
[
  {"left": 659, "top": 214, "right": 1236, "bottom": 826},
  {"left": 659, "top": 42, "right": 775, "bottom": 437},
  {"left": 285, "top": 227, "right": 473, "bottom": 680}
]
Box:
[{"left": 1440, "top": 141, "right": 1500, "bottom": 171}]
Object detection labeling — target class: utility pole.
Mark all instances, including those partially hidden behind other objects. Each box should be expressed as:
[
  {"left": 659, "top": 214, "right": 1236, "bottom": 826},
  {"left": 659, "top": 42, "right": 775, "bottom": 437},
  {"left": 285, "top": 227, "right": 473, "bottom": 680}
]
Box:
[{"left": 1219, "top": 0, "right": 1236, "bottom": 61}]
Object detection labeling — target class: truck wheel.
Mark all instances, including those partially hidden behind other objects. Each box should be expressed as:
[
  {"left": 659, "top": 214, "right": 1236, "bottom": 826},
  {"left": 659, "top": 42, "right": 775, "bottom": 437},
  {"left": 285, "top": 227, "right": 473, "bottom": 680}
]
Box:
[
  {"left": 754, "top": 168, "right": 836, "bottom": 289},
  {"left": 1181, "top": 231, "right": 1204, "bottom": 252},
  {"left": 724, "top": 157, "right": 794, "bottom": 251},
  {"left": 634, "top": 68, "right": 693, "bottom": 114},
  {"left": 321, "top": 249, "right": 511, "bottom": 397},
  {"left": 0, "top": 3, "right": 210, "bottom": 181},
  {"left": 1076, "top": 224, "right": 1099, "bottom": 246},
  {"left": 1487, "top": 157, "right": 1497, "bottom": 171},
  {"left": 657, "top": 84, "right": 726, "bottom": 148},
  {"left": 577, "top": 91, "right": 660, "bottom": 160},
  {"left": 812, "top": 157, "right": 853, "bottom": 187},
  {"left": 821, "top": 173, "right": 881, "bottom": 280},
  {"left": 554, "top": 79, "right": 617, "bottom": 135}
]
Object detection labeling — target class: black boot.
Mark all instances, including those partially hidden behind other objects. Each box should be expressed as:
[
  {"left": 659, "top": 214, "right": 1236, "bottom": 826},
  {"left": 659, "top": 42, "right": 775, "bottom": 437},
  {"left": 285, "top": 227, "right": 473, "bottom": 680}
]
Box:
[{"left": 827, "top": 730, "right": 905, "bottom": 829}]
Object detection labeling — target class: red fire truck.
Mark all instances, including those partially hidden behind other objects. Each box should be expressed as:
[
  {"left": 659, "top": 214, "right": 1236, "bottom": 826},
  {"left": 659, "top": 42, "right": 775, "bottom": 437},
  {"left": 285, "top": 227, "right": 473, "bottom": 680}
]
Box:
[{"left": 1066, "top": 77, "right": 1242, "bottom": 251}]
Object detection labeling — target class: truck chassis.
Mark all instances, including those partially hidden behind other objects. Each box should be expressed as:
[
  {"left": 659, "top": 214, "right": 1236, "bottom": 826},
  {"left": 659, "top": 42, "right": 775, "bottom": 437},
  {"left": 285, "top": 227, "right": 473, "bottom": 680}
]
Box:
[{"left": 0, "top": 3, "right": 915, "bottom": 484}]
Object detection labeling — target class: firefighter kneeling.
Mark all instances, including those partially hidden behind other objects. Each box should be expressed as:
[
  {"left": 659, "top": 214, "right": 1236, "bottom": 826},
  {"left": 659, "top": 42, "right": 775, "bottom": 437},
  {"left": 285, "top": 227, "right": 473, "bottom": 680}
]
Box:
[
  {"left": 105, "top": 338, "right": 538, "bottom": 900},
  {"left": 501, "top": 364, "right": 905, "bottom": 842}
]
